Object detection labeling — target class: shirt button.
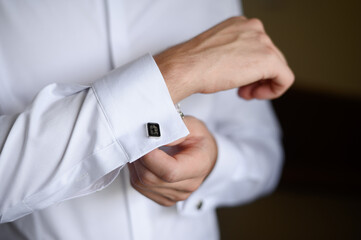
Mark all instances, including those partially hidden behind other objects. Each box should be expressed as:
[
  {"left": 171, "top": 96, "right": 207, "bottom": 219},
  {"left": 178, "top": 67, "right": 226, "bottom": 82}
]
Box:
[{"left": 196, "top": 200, "right": 203, "bottom": 210}]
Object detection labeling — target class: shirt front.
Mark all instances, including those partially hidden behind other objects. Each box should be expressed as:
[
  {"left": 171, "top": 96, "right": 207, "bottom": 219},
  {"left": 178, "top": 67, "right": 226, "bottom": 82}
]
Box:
[{"left": 0, "top": 1, "right": 283, "bottom": 239}]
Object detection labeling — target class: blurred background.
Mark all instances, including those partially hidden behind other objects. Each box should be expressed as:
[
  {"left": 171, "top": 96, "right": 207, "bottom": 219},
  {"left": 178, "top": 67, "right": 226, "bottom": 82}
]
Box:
[{"left": 217, "top": 0, "right": 361, "bottom": 239}]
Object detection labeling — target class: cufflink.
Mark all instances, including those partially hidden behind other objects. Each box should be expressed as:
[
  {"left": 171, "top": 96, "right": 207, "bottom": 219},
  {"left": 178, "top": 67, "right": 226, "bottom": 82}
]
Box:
[{"left": 146, "top": 122, "right": 161, "bottom": 138}]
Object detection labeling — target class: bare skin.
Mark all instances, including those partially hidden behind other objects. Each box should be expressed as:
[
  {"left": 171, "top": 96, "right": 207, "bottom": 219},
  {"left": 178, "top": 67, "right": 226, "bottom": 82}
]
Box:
[{"left": 130, "top": 16, "right": 294, "bottom": 206}]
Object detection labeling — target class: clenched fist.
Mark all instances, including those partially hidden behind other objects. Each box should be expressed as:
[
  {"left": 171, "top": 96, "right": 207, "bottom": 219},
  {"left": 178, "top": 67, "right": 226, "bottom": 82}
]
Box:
[
  {"left": 155, "top": 16, "right": 294, "bottom": 103},
  {"left": 128, "top": 116, "right": 217, "bottom": 206}
]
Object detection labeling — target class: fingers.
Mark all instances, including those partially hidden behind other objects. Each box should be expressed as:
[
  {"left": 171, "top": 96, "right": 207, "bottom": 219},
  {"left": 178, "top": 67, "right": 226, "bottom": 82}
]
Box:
[
  {"left": 132, "top": 160, "right": 200, "bottom": 192},
  {"left": 225, "top": 17, "right": 294, "bottom": 99},
  {"left": 238, "top": 43, "right": 294, "bottom": 100},
  {"left": 164, "top": 136, "right": 187, "bottom": 147},
  {"left": 138, "top": 148, "right": 179, "bottom": 182},
  {"left": 128, "top": 162, "right": 198, "bottom": 206},
  {"left": 238, "top": 67, "right": 294, "bottom": 100},
  {"left": 140, "top": 146, "right": 208, "bottom": 183},
  {"left": 260, "top": 55, "right": 294, "bottom": 99},
  {"left": 163, "top": 116, "right": 203, "bottom": 147},
  {"left": 231, "top": 16, "right": 293, "bottom": 99},
  {"left": 238, "top": 82, "right": 261, "bottom": 100},
  {"left": 129, "top": 116, "right": 217, "bottom": 206},
  {"left": 129, "top": 163, "right": 176, "bottom": 206}
]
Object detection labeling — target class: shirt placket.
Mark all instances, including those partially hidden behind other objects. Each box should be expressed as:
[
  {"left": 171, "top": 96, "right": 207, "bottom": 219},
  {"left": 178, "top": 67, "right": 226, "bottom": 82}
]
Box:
[{"left": 105, "top": 1, "right": 153, "bottom": 239}]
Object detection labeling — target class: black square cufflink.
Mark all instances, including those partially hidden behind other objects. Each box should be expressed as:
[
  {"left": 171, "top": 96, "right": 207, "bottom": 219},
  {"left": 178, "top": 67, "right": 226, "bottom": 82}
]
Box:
[{"left": 146, "top": 122, "right": 161, "bottom": 138}]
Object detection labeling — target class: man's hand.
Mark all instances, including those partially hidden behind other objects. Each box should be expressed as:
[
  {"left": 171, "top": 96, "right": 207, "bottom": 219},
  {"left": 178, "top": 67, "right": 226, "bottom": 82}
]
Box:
[
  {"left": 154, "top": 16, "right": 294, "bottom": 103},
  {"left": 128, "top": 116, "right": 217, "bottom": 206}
]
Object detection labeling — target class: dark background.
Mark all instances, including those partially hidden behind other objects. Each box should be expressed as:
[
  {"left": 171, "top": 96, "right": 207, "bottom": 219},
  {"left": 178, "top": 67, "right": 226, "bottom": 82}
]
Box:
[{"left": 217, "top": 0, "right": 361, "bottom": 239}]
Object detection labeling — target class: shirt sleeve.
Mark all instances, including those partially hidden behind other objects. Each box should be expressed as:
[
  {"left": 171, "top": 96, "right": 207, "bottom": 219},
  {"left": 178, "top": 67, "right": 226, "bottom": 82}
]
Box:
[
  {"left": 177, "top": 89, "right": 283, "bottom": 215},
  {"left": 0, "top": 54, "right": 188, "bottom": 223}
]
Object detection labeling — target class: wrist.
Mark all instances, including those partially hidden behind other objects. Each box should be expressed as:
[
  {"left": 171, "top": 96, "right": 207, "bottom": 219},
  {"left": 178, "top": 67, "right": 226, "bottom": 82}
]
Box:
[{"left": 154, "top": 49, "right": 199, "bottom": 103}]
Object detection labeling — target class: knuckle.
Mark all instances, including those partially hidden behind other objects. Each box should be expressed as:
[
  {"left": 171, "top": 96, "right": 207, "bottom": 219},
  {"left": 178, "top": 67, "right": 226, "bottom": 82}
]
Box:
[
  {"left": 140, "top": 176, "right": 153, "bottom": 186},
  {"left": 288, "top": 67, "right": 295, "bottom": 80},
  {"left": 248, "top": 18, "right": 264, "bottom": 29},
  {"left": 257, "top": 32, "right": 271, "bottom": 45},
  {"left": 140, "top": 171, "right": 157, "bottom": 186},
  {"left": 263, "top": 46, "right": 276, "bottom": 59},
  {"left": 226, "top": 16, "right": 247, "bottom": 30},
  {"left": 175, "top": 193, "right": 191, "bottom": 202},
  {"left": 185, "top": 184, "right": 200, "bottom": 193},
  {"left": 162, "top": 173, "right": 175, "bottom": 183},
  {"left": 287, "top": 70, "right": 296, "bottom": 85},
  {"left": 130, "top": 174, "right": 141, "bottom": 186},
  {"left": 162, "top": 169, "right": 179, "bottom": 183},
  {"left": 228, "top": 16, "right": 243, "bottom": 23},
  {"left": 130, "top": 178, "right": 141, "bottom": 189}
]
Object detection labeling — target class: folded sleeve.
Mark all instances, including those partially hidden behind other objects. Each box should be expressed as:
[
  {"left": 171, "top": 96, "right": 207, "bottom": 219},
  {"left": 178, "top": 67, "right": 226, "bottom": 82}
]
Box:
[
  {"left": 177, "top": 90, "right": 283, "bottom": 215},
  {"left": 0, "top": 54, "right": 188, "bottom": 223}
]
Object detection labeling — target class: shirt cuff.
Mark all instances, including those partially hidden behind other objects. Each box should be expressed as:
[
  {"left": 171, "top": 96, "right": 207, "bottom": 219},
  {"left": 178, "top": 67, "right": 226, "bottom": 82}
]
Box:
[
  {"left": 92, "top": 53, "right": 189, "bottom": 162},
  {"left": 176, "top": 132, "right": 246, "bottom": 215}
]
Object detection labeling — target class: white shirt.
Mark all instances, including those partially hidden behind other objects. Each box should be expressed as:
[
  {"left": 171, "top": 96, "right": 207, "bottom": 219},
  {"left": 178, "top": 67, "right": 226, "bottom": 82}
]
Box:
[{"left": 0, "top": 0, "right": 283, "bottom": 239}]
